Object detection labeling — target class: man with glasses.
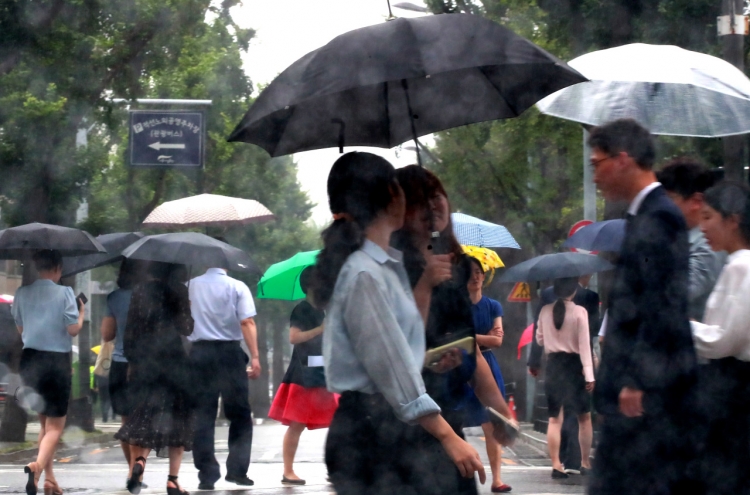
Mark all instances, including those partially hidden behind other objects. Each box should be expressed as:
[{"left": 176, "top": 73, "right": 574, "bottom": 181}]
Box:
[{"left": 587, "top": 119, "right": 699, "bottom": 495}]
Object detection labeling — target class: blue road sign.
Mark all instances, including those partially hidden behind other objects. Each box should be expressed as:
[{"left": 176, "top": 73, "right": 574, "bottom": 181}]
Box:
[{"left": 129, "top": 110, "right": 204, "bottom": 167}]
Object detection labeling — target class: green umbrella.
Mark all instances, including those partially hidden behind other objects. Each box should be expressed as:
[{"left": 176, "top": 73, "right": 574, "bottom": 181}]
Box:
[{"left": 257, "top": 250, "right": 320, "bottom": 301}]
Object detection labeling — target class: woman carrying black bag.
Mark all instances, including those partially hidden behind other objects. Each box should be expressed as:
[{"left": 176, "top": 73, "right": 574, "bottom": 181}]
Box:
[{"left": 268, "top": 267, "right": 338, "bottom": 486}]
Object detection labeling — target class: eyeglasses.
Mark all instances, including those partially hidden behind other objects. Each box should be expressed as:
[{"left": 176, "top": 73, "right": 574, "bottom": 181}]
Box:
[{"left": 590, "top": 155, "right": 615, "bottom": 168}]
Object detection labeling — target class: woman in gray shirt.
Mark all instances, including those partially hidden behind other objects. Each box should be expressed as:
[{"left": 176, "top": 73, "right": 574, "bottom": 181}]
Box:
[
  {"left": 14, "top": 250, "right": 84, "bottom": 495},
  {"left": 311, "top": 152, "right": 486, "bottom": 495}
]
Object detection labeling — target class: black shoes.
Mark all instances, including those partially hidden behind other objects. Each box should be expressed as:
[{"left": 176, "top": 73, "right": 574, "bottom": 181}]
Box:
[
  {"left": 197, "top": 482, "right": 215, "bottom": 490},
  {"left": 552, "top": 469, "right": 569, "bottom": 479},
  {"left": 167, "top": 475, "right": 189, "bottom": 495},
  {"left": 127, "top": 457, "right": 147, "bottom": 494},
  {"left": 225, "top": 474, "right": 254, "bottom": 486},
  {"left": 579, "top": 466, "right": 592, "bottom": 476}
]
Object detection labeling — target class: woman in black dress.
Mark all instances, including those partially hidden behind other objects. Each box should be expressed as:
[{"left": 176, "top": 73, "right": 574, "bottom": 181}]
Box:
[
  {"left": 115, "top": 262, "right": 194, "bottom": 495},
  {"left": 391, "top": 165, "right": 514, "bottom": 494},
  {"left": 268, "top": 267, "right": 338, "bottom": 485}
]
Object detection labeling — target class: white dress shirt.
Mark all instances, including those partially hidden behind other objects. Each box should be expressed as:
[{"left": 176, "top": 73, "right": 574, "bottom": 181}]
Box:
[
  {"left": 323, "top": 239, "right": 440, "bottom": 424},
  {"left": 691, "top": 249, "right": 750, "bottom": 361},
  {"left": 188, "top": 268, "right": 256, "bottom": 342},
  {"left": 627, "top": 181, "right": 662, "bottom": 216}
]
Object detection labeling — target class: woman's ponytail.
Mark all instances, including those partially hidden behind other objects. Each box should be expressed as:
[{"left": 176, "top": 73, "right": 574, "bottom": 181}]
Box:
[
  {"left": 553, "top": 298, "right": 567, "bottom": 330},
  {"left": 308, "top": 152, "right": 398, "bottom": 308},
  {"left": 551, "top": 276, "right": 579, "bottom": 331},
  {"left": 310, "top": 219, "right": 365, "bottom": 308}
]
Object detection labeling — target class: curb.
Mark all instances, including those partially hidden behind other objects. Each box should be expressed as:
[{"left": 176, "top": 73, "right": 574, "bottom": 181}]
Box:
[{"left": 0, "top": 431, "right": 116, "bottom": 463}]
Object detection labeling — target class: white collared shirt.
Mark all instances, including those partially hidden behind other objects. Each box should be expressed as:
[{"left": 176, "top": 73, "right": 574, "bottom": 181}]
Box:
[
  {"left": 627, "top": 181, "right": 662, "bottom": 216},
  {"left": 188, "top": 268, "right": 256, "bottom": 342},
  {"left": 691, "top": 250, "right": 750, "bottom": 361}
]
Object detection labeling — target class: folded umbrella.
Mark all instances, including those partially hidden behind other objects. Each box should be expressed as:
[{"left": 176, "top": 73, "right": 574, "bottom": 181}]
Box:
[
  {"left": 228, "top": 14, "right": 586, "bottom": 157},
  {"left": 257, "top": 250, "right": 320, "bottom": 301},
  {"left": 498, "top": 252, "right": 614, "bottom": 283},
  {"left": 452, "top": 213, "right": 520, "bottom": 249},
  {"left": 562, "top": 220, "right": 625, "bottom": 253},
  {"left": 122, "top": 232, "right": 259, "bottom": 274},
  {"left": 0, "top": 223, "right": 105, "bottom": 259},
  {"left": 62, "top": 232, "right": 145, "bottom": 277}
]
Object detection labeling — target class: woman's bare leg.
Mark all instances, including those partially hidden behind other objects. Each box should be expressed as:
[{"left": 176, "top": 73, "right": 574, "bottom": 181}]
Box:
[
  {"left": 168, "top": 447, "right": 184, "bottom": 487},
  {"left": 119, "top": 416, "right": 132, "bottom": 471},
  {"left": 547, "top": 409, "right": 565, "bottom": 472},
  {"left": 37, "top": 415, "right": 65, "bottom": 483},
  {"left": 481, "top": 422, "right": 504, "bottom": 487},
  {"left": 282, "top": 422, "right": 306, "bottom": 480},
  {"left": 577, "top": 412, "right": 593, "bottom": 469},
  {"left": 128, "top": 446, "right": 150, "bottom": 481}
]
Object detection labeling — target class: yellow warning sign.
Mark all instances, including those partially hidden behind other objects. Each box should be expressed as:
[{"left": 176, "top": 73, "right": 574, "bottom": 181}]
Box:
[{"left": 507, "top": 282, "right": 531, "bottom": 303}]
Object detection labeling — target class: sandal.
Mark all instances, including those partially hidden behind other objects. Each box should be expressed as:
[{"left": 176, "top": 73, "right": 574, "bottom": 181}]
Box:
[
  {"left": 167, "top": 475, "right": 189, "bottom": 495},
  {"left": 23, "top": 462, "right": 41, "bottom": 495},
  {"left": 491, "top": 484, "right": 512, "bottom": 493},
  {"left": 127, "top": 457, "right": 146, "bottom": 494},
  {"left": 43, "top": 479, "right": 63, "bottom": 495}
]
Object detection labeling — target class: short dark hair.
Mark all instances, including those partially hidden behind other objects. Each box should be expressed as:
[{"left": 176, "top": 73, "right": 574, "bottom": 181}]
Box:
[
  {"left": 657, "top": 158, "right": 715, "bottom": 199},
  {"left": 588, "top": 119, "right": 656, "bottom": 170},
  {"left": 299, "top": 266, "right": 313, "bottom": 295},
  {"left": 32, "top": 249, "right": 62, "bottom": 272},
  {"left": 704, "top": 181, "right": 750, "bottom": 243}
]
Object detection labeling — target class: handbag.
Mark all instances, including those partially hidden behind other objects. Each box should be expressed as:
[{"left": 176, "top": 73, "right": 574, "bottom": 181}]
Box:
[{"left": 300, "top": 354, "right": 326, "bottom": 388}]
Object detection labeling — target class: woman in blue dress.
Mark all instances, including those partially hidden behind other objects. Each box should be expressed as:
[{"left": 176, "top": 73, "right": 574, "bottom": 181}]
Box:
[{"left": 463, "top": 256, "right": 509, "bottom": 493}]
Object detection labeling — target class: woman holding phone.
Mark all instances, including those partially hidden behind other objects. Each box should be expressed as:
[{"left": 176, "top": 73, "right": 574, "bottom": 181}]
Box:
[
  {"left": 14, "top": 249, "right": 85, "bottom": 495},
  {"left": 313, "top": 152, "right": 487, "bottom": 495},
  {"left": 392, "top": 165, "right": 513, "bottom": 493}
]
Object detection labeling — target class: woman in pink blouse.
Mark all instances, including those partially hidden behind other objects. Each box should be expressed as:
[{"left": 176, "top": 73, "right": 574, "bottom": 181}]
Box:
[{"left": 536, "top": 277, "right": 595, "bottom": 479}]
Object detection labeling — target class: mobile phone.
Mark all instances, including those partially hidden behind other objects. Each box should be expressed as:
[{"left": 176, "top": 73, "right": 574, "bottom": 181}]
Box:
[{"left": 77, "top": 292, "right": 88, "bottom": 305}]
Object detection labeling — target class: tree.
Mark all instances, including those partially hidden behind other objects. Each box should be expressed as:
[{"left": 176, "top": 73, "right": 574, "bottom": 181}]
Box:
[{"left": 0, "top": 1, "right": 318, "bottom": 436}]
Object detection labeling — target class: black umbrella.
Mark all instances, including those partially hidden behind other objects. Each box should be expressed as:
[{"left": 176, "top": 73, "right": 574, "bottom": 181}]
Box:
[
  {"left": 62, "top": 232, "right": 145, "bottom": 278},
  {"left": 0, "top": 223, "right": 105, "bottom": 259},
  {"left": 121, "top": 233, "right": 260, "bottom": 274},
  {"left": 498, "top": 252, "right": 614, "bottom": 283},
  {"left": 227, "top": 14, "right": 587, "bottom": 159}
]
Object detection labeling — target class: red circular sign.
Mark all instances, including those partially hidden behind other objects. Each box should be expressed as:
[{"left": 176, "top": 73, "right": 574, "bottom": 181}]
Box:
[{"left": 568, "top": 220, "right": 595, "bottom": 254}]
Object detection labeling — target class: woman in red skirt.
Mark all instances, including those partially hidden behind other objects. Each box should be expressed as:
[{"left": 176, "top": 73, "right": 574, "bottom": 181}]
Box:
[{"left": 269, "top": 267, "right": 338, "bottom": 485}]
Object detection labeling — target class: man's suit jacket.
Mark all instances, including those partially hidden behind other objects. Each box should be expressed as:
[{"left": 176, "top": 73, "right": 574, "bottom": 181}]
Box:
[
  {"left": 594, "top": 186, "right": 697, "bottom": 416},
  {"left": 527, "top": 285, "right": 600, "bottom": 370}
]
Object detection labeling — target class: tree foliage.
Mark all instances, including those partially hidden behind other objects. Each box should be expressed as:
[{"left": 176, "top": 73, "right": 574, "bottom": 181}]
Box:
[{"left": 424, "top": 0, "right": 729, "bottom": 253}]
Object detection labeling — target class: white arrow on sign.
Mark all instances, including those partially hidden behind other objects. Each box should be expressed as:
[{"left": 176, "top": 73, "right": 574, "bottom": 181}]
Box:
[{"left": 149, "top": 141, "right": 185, "bottom": 151}]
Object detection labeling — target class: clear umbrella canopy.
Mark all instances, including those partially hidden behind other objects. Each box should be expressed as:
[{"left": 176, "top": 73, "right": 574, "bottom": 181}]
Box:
[{"left": 536, "top": 43, "right": 750, "bottom": 137}]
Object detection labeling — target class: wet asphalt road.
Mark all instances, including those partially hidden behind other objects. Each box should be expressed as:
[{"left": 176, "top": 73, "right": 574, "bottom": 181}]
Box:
[{"left": 0, "top": 421, "right": 586, "bottom": 495}]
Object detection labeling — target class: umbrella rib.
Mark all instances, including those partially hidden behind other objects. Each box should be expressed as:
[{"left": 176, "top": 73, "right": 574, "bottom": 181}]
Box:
[
  {"left": 477, "top": 65, "right": 520, "bottom": 117},
  {"left": 383, "top": 82, "right": 392, "bottom": 149}
]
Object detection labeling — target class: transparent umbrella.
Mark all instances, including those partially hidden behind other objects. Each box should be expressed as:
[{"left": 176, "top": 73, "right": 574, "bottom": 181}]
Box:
[{"left": 536, "top": 43, "right": 750, "bottom": 137}]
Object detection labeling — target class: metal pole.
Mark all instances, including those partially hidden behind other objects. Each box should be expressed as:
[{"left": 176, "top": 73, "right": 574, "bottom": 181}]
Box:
[
  {"left": 583, "top": 129, "right": 596, "bottom": 221},
  {"left": 720, "top": 0, "right": 747, "bottom": 182}
]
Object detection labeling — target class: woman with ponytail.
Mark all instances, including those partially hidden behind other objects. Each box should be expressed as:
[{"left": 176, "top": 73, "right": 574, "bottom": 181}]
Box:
[
  {"left": 313, "top": 152, "right": 486, "bottom": 495},
  {"left": 536, "top": 277, "right": 594, "bottom": 479}
]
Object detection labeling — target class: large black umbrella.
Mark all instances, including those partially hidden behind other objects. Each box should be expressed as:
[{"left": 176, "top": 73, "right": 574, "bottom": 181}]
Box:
[
  {"left": 498, "top": 252, "right": 614, "bottom": 283},
  {"left": 62, "top": 232, "right": 145, "bottom": 278},
  {"left": 227, "top": 14, "right": 587, "bottom": 157},
  {"left": 0, "top": 223, "right": 105, "bottom": 259},
  {"left": 121, "top": 233, "right": 260, "bottom": 274}
]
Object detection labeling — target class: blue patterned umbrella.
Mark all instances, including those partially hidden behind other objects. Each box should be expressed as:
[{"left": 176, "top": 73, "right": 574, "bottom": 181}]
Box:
[{"left": 451, "top": 213, "right": 520, "bottom": 249}]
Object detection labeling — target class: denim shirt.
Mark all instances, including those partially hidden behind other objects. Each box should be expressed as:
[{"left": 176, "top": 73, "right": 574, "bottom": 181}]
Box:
[
  {"left": 12, "top": 279, "right": 78, "bottom": 353},
  {"left": 323, "top": 239, "right": 441, "bottom": 424}
]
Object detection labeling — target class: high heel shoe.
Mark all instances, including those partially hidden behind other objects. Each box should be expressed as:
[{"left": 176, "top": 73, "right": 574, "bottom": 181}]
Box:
[
  {"left": 127, "top": 457, "right": 146, "bottom": 495},
  {"left": 43, "top": 479, "right": 63, "bottom": 495},
  {"left": 23, "top": 462, "right": 40, "bottom": 495},
  {"left": 167, "top": 475, "right": 189, "bottom": 495}
]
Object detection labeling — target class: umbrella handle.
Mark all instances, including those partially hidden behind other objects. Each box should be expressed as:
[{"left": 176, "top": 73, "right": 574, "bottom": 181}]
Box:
[
  {"left": 401, "top": 79, "right": 422, "bottom": 167},
  {"left": 331, "top": 119, "right": 345, "bottom": 153}
]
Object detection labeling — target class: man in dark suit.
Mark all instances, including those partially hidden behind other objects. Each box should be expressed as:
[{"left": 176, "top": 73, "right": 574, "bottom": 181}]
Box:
[
  {"left": 586, "top": 119, "right": 699, "bottom": 495},
  {"left": 528, "top": 277, "right": 599, "bottom": 473}
]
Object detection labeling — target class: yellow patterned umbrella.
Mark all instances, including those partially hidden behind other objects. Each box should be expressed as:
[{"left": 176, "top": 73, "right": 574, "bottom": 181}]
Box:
[{"left": 462, "top": 245, "right": 504, "bottom": 285}]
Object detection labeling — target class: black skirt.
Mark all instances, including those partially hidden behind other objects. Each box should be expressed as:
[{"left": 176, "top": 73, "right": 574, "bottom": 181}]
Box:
[
  {"left": 326, "top": 391, "right": 477, "bottom": 495},
  {"left": 19, "top": 348, "right": 71, "bottom": 418},
  {"left": 109, "top": 360, "right": 131, "bottom": 417},
  {"left": 545, "top": 352, "right": 591, "bottom": 418}
]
